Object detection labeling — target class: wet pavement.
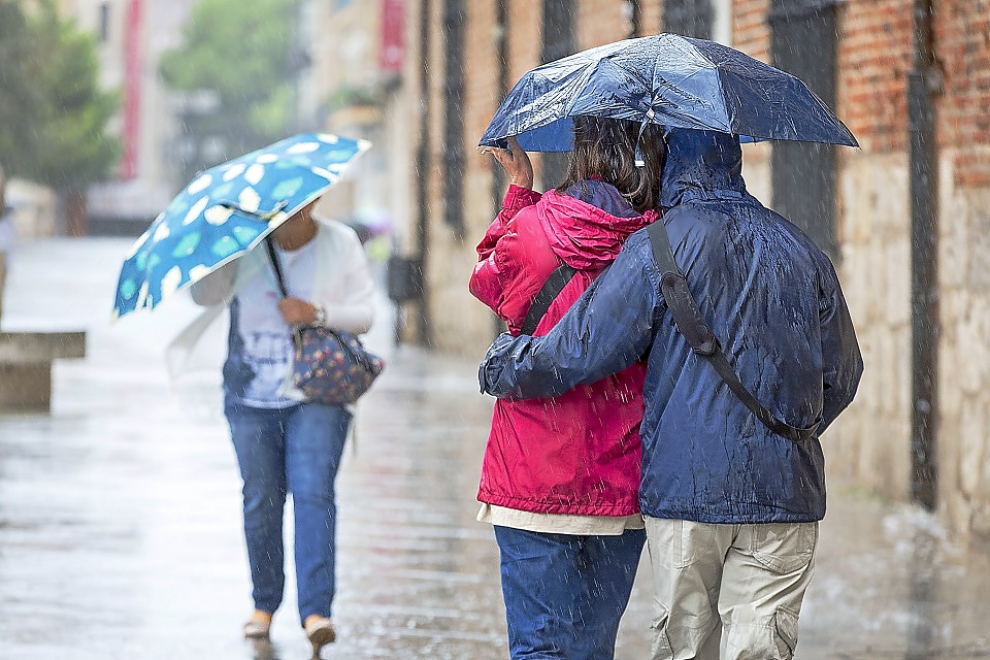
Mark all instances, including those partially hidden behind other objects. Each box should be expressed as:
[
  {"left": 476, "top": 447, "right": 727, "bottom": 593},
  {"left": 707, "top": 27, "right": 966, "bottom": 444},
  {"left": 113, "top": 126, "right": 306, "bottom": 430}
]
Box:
[{"left": 1, "top": 238, "right": 990, "bottom": 659}]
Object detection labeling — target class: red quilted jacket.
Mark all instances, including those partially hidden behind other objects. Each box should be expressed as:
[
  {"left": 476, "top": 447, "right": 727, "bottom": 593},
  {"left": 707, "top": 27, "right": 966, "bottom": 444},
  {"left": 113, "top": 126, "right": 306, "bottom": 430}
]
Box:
[{"left": 470, "top": 183, "right": 657, "bottom": 516}]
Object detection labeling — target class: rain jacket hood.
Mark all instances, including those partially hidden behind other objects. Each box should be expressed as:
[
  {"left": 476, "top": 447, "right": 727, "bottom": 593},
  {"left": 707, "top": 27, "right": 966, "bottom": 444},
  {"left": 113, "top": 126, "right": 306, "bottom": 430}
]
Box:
[
  {"left": 539, "top": 181, "right": 649, "bottom": 271},
  {"left": 660, "top": 130, "right": 746, "bottom": 207},
  {"left": 480, "top": 132, "right": 863, "bottom": 525}
]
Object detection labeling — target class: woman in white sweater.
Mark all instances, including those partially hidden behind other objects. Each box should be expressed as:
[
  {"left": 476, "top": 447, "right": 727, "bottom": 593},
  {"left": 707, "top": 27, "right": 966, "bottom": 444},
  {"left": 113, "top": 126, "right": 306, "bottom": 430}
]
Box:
[{"left": 191, "top": 200, "right": 373, "bottom": 654}]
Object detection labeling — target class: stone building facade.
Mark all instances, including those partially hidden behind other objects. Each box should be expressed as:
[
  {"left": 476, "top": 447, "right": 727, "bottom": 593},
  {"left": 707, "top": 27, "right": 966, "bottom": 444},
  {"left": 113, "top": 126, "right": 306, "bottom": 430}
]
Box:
[{"left": 394, "top": 0, "right": 990, "bottom": 541}]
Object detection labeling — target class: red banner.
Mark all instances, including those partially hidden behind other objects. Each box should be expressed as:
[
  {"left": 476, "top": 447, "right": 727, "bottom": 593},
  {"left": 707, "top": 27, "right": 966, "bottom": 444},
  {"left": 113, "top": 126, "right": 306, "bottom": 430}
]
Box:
[
  {"left": 379, "top": 0, "right": 405, "bottom": 72},
  {"left": 121, "top": 0, "right": 143, "bottom": 180}
]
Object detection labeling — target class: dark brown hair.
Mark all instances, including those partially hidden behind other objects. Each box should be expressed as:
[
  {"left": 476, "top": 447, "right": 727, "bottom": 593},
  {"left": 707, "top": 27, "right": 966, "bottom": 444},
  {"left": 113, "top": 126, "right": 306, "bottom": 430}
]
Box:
[{"left": 556, "top": 115, "right": 666, "bottom": 214}]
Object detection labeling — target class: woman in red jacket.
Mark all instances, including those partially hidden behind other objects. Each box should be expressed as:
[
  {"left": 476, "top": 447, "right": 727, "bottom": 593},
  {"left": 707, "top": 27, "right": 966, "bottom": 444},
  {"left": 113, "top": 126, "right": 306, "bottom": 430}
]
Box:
[{"left": 471, "top": 117, "right": 666, "bottom": 660}]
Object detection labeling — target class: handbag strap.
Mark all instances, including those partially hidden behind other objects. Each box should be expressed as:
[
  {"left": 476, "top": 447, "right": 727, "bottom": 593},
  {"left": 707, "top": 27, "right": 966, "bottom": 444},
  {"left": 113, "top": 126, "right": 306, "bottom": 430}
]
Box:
[
  {"left": 263, "top": 236, "right": 290, "bottom": 299},
  {"left": 647, "top": 221, "right": 820, "bottom": 443},
  {"left": 521, "top": 263, "right": 578, "bottom": 336},
  {"left": 264, "top": 236, "right": 307, "bottom": 352}
]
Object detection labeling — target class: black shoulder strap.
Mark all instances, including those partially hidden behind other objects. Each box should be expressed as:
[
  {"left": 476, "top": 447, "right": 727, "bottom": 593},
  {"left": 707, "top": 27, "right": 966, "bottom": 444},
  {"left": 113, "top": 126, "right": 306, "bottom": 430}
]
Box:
[
  {"left": 520, "top": 263, "right": 578, "bottom": 336},
  {"left": 647, "top": 222, "right": 820, "bottom": 443},
  {"left": 264, "top": 236, "right": 289, "bottom": 299}
]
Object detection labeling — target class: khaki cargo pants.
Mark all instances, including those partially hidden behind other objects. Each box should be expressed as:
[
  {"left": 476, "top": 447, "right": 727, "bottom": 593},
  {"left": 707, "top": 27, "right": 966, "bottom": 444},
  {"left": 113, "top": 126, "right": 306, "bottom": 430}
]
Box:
[{"left": 645, "top": 517, "right": 818, "bottom": 660}]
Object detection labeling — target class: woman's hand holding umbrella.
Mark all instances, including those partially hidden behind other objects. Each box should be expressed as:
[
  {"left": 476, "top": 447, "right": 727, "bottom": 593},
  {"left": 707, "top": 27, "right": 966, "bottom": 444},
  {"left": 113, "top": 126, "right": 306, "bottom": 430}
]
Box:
[{"left": 487, "top": 136, "right": 534, "bottom": 190}]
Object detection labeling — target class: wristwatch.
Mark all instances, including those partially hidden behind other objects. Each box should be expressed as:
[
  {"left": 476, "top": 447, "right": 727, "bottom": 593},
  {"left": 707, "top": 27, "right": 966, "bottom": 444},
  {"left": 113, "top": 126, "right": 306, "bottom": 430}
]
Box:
[{"left": 313, "top": 305, "right": 327, "bottom": 326}]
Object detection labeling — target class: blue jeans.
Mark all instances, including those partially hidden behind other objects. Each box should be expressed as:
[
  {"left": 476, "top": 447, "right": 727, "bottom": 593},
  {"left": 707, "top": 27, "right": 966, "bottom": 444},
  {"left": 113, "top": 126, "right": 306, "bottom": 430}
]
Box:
[
  {"left": 224, "top": 397, "right": 351, "bottom": 624},
  {"left": 494, "top": 525, "right": 646, "bottom": 660}
]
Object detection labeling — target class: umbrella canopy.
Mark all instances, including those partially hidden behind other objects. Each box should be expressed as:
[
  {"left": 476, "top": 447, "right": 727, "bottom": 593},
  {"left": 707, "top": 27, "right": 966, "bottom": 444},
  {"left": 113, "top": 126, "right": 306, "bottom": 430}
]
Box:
[
  {"left": 479, "top": 33, "right": 858, "bottom": 151},
  {"left": 112, "top": 133, "right": 369, "bottom": 321}
]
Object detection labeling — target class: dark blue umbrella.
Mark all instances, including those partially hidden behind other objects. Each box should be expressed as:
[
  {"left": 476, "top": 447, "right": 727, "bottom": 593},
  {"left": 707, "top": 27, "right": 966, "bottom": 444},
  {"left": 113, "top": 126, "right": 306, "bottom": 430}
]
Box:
[{"left": 479, "top": 33, "right": 858, "bottom": 151}]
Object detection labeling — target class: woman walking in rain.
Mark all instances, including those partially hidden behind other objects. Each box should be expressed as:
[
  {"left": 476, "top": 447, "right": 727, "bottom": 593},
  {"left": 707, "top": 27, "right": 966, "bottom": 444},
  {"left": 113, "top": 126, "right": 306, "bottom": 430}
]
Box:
[
  {"left": 471, "top": 118, "right": 666, "bottom": 660},
  {"left": 190, "top": 198, "right": 374, "bottom": 656}
]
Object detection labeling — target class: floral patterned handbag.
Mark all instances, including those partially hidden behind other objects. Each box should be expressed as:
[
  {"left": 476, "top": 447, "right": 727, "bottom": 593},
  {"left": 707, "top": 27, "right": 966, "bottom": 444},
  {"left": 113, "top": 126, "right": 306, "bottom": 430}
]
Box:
[
  {"left": 266, "top": 237, "right": 384, "bottom": 406},
  {"left": 290, "top": 324, "right": 384, "bottom": 405}
]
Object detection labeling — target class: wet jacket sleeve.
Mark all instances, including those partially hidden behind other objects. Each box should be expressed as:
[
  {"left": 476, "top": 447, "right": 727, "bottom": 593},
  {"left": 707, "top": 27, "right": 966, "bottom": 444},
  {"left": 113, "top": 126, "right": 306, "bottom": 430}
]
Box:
[
  {"left": 479, "top": 244, "right": 658, "bottom": 398},
  {"left": 818, "top": 266, "right": 864, "bottom": 433},
  {"left": 475, "top": 185, "right": 542, "bottom": 261},
  {"left": 322, "top": 231, "right": 375, "bottom": 335},
  {"left": 469, "top": 186, "right": 542, "bottom": 318}
]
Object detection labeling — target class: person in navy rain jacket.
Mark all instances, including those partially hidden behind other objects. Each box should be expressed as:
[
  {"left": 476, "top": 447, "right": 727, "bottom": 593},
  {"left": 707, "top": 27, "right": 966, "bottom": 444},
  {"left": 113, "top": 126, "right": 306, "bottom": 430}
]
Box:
[{"left": 479, "top": 128, "right": 863, "bottom": 660}]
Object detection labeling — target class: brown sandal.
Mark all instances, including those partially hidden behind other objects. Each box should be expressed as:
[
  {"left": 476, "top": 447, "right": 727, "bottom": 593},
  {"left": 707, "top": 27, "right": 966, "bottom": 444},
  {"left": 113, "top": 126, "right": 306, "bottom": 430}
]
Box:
[
  {"left": 304, "top": 616, "right": 336, "bottom": 657},
  {"left": 243, "top": 611, "right": 273, "bottom": 639}
]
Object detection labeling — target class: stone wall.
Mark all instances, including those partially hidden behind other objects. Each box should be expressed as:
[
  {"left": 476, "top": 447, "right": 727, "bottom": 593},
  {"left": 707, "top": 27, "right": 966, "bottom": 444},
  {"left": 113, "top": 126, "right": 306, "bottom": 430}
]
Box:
[
  {"left": 934, "top": 0, "right": 990, "bottom": 541},
  {"left": 939, "top": 172, "right": 990, "bottom": 539},
  {"left": 831, "top": 150, "right": 913, "bottom": 499}
]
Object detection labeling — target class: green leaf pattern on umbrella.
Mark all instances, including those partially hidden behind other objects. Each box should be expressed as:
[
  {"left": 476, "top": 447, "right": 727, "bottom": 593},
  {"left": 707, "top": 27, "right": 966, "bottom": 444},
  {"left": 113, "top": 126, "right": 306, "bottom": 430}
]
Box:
[{"left": 112, "top": 133, "right": 369, "bottom": 320}]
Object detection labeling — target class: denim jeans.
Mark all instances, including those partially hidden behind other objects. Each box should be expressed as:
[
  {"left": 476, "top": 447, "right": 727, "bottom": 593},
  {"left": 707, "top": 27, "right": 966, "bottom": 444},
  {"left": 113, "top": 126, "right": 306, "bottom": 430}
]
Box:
[
  {"left": 224, "top": 397, "right": 351, "bottom": 624},
  {"left": 494, "top": 525, "right": 646, "bottom": 660}
]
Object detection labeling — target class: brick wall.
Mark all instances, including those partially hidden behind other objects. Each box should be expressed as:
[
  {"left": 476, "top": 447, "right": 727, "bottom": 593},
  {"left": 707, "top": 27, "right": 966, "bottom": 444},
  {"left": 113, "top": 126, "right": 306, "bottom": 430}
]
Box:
[
  {"left": 642, "top": 0, "right": 663, "bottom": 34},
  {"left": 837, "top": 0, "right": 913, "bottom": 155},
  {"left": 938, "top": 0, "right": 990, "bottom": 187},
  {"left": 825, "top": 0, "right": 990, "bottom": 540},
  {"left": 507, "top": 0, "right": 541, "bottom": 81},
  {"left": 421, "top": 0, "right": 503, "bottom": 351},
  {"left": 732, "top": 0, "right": 769, "bottom": 62},
  {"left": 577, "top": 0, "right": 630, "bottom": 48}
]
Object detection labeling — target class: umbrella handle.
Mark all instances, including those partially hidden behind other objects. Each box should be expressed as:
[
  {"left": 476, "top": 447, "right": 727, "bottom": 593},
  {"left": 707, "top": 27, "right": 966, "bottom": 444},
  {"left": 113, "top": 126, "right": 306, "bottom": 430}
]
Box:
[
  {"left": 634, "top": 108, "right": 657, "bottom": 168},
  {"left": 217, "top": 199, "right": 289, "bottom": 221}
]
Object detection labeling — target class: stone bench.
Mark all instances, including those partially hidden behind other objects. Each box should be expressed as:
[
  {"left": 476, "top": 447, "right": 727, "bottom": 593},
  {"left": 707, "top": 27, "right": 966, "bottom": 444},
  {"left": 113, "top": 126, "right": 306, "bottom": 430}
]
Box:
[{"left": 0, "top": 331, "right": 87, "bottom": 412}]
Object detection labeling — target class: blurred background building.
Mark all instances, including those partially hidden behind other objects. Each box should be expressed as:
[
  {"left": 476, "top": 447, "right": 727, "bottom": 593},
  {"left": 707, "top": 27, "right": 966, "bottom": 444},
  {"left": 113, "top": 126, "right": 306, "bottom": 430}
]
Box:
[
  {"left": 60, "top": 0, "right": 198, "bottom": 234},
  {"left": 1, "top": 0, "right": 988, "bottom": 543}
]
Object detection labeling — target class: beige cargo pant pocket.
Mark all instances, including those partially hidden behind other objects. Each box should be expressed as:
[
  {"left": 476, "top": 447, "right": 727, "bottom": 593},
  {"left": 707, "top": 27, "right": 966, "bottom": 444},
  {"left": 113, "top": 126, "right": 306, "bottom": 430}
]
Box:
[
  {"left": 722, "top": 522, "right": 818, "bottom": 660},
  {"left": 651, "top": 611, "right": 718, "bottom": 660},
  {"left": 723, "top": 607, "right": 799, "bottom": 660},
  {"left": 650, "top": 613, "right": 675, "bottom": 660},
  {"left": 751, "top": 522, "right": 818, "bottom": 574}
]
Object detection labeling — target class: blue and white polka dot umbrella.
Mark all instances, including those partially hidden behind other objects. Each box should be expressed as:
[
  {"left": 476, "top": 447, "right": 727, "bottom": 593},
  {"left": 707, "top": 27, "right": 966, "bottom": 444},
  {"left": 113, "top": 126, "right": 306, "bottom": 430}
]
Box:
[{"left": 112, "top": 133, "right": 369, "bottom": 321}]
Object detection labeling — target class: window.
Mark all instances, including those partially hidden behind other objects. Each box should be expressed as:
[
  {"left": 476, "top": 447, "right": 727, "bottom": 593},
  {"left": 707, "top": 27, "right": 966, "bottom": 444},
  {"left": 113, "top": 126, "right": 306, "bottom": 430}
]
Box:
[
  {"left": 662, "top": 0, "right": 731, "bottom": 45},
  {"left": 662, "top": 0, "right": 713, "bottom": 39},
  {"left": 98, "top": 2, "right": 110, "bottom": 42},
  {"left": 769, "top": 0, "right": 839, "bottom": 258},
  {"left": 442, "top": 0, "right": 466, "bottom": 237},
  {"left": 540, "top": 0, "right": 575, "bottom": 189}
]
